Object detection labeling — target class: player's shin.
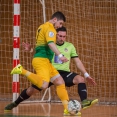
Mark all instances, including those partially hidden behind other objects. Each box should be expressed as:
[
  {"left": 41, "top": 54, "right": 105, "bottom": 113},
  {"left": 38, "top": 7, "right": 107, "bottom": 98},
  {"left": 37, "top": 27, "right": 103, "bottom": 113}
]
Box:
[
  {"left": 56, "top": 84, "right": 69, "bottom": 109},
  {"left": 78, "top": 83, "right": 87, "bottom": 101},
  {"left": 15, "top": 89, "right": 30, "bottom": 105}
]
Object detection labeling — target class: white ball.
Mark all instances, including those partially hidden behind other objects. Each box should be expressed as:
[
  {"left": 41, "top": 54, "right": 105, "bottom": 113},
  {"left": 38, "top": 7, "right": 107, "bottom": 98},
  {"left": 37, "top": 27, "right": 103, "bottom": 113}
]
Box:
[{"left": 68, "top": 100, "right": 81, "bottom": 115}]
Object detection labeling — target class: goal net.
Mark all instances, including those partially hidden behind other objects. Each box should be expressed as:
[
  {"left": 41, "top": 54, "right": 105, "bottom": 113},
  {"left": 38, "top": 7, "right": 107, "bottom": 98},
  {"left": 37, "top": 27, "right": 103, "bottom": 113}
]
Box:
[{"left": 0, "top": 0, "right": 117, "bottom": 104}]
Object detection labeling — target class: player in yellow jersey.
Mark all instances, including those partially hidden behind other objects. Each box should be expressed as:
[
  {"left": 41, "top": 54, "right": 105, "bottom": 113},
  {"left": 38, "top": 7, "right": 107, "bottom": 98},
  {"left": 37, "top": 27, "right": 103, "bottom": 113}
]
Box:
[{"left": 9, "top": 11, "right": 74, "bottom": 115}]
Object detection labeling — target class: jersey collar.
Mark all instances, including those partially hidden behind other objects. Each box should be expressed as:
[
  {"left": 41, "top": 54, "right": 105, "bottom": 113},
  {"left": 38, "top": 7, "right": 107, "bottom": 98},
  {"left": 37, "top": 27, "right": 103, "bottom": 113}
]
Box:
[{"left": 56, "top": 42, "right": 65, "bottom": 46}]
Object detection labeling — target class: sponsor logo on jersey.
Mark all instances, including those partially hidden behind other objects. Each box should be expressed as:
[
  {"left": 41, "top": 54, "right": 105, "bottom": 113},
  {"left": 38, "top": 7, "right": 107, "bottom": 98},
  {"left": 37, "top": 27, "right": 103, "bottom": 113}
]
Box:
[
  {"left": 64, "top": 48, "right": 68, "bottom": 52},
  {"left": 49, "top": 32, "right": 54, "bottom": 37}
]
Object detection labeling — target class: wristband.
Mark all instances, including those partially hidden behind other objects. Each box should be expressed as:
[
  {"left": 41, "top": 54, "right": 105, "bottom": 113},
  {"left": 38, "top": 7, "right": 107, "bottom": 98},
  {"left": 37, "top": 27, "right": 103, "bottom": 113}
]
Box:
[
  {"left": 58, "top": 54, "right": 63, "bottom": 58},
  {"left": 84, "top": 72, "right": 90, "bottom": 78},
  {"left": 30, "top": 48, "right": 33, "bottom": 53}
]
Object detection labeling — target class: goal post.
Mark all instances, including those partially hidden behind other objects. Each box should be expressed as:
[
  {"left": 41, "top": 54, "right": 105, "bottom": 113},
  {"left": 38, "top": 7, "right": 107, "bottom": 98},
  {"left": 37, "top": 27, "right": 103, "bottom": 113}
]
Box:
[
  {"left": 0, "top": 0, "right": 117, "bottom": 104},
  {"left": 12, "top": 0, "right": 20, "bottom": 102}
]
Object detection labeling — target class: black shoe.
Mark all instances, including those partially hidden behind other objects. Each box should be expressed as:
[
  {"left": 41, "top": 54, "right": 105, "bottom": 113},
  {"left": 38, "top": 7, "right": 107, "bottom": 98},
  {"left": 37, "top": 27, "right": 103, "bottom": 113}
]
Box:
[
  {"left": 4, "top": 102, "right": 18, "bottom": 111},
  {"left": 81, "top": 99, "right": 98, "bottom": 109}
]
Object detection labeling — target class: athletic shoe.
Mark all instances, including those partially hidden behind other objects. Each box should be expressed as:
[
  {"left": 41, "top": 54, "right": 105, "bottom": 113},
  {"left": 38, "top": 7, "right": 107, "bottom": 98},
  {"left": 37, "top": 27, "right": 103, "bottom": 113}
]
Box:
[
  {"left": 11, "top": 64, "right": 23, "bottom": 74},
  {"left": 4, "top": 102, "right": 18, "bottom": 111},
  {"left": 63, "top": 109, "right": 81, "bottom": 116},
  {"left": 81, "top": 99, "right": 98, "bottom": 109}
]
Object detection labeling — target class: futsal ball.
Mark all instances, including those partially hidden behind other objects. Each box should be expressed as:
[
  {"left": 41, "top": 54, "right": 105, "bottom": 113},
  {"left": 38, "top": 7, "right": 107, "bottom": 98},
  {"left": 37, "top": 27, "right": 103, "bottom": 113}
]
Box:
[{"left": 68, "top": 100, "right": 81, "bottom": 115}]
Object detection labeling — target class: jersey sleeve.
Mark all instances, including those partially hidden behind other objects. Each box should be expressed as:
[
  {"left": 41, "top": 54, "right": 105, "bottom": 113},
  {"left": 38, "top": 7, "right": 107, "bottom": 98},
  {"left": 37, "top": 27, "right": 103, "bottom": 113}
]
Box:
[
  {"left": 70, "top": 44, "right": 78, "bottom": 57},
  {"left": 45, "top": 27, "right": 56, "bottom": 44}
]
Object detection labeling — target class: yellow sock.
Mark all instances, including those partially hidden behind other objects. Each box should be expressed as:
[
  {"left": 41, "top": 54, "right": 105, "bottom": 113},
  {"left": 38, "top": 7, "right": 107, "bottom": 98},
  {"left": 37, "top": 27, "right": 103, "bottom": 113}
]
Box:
[
  {"left": 56, "top": 84, "right": 69, "bottom": 110},
  {"left": 21, "top": 69, "right": 43, "bottom": 88}
]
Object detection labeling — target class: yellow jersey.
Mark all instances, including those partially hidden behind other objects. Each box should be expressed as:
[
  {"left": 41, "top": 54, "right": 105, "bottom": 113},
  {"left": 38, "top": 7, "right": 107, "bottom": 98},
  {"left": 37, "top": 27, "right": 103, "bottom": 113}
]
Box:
[{"left": 34, "top": 22, "right": 56, "bottom": 62}]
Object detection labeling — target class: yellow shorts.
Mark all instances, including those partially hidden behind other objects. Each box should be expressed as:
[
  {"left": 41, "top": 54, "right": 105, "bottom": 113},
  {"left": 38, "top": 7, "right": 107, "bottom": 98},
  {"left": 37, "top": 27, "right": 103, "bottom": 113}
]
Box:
[{"left": 32, "top": 58, "right": 60, "bottom": 82}]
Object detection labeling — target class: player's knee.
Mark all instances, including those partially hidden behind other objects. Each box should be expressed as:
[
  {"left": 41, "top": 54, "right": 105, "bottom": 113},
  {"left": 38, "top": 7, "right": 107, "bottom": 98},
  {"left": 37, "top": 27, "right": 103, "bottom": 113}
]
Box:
[
  {"left": 79, "top": 76, "right": 85, "bottom": 83},
  {"left": 41, "top": 85, "right": 48, "bottom": 90},
  {"left": 26, "top": 87, "right": 37, "bottom": 96},
  {"left": 73, "top": 75, "right": 85, "bottom": 84},
  {"left": 52, "top": 76, "right": 65, "bottom": 86},
  {"left": 41, "top": 82, "right": 49, "bottom": 89}
]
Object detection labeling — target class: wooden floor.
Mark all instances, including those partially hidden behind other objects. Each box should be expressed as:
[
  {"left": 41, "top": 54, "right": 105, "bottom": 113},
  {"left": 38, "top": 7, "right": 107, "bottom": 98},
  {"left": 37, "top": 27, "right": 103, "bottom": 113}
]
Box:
[{"left": 0, "top": 101, "right": 117, "bottom": 117}]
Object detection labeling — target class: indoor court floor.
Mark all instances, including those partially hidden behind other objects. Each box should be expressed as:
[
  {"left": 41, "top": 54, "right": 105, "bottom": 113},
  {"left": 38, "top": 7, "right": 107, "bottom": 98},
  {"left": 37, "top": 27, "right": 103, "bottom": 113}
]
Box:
[{"left": 0, "top": 101, "right": 117, "bottom": 117}]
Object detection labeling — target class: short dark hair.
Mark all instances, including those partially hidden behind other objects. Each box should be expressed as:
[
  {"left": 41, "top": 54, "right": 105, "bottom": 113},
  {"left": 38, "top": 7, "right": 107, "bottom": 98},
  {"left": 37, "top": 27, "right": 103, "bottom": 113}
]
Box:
[
  {"left": 51, "top": 11, "right": 66, "bottom": 22},
  {"left": 56, "top": 26, "right": 67, "bottom": 32}
]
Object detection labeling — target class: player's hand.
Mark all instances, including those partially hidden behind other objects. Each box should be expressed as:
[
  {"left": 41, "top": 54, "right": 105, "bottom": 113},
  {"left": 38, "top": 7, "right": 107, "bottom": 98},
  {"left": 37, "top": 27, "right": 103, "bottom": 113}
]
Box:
[
  {"left": 86, "top": 76, "right": 97, "bottom": 86},
  {"left": 22, "top": 42, "right": 32, "bottom": 52},
  {"left": 59, "top": 56, "right": 69, "bottom": 63}
]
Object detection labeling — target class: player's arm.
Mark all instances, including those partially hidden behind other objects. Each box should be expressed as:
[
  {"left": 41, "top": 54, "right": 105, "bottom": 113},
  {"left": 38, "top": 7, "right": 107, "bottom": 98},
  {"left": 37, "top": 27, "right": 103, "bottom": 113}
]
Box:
[
  {"left": 70, "top": 44, "right": 93, "bottom": 80},
  {"left": 48, "top": 42, "right": 68, "bottom": 63},
  {"left": 73, "top": 57, "right": 96, "bottom": 85},
  {"left": 48, "top": 42, "right": 61, "bottom": 55},
  {"left": 73, "top": 57, "right": 87, "bottom": 75},
  {"left": 46, "top": 27, "right": 68, "bottom": 63}
]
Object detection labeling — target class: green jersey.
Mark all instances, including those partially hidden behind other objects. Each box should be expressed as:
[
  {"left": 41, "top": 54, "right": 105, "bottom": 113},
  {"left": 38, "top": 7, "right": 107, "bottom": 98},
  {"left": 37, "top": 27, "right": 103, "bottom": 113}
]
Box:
[{"left": 52, "top": 42, "right": 78, "bottom": 72}]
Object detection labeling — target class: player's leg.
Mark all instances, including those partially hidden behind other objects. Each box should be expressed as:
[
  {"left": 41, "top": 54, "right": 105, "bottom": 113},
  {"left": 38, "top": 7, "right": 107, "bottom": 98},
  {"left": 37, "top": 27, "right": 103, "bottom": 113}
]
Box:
[
  {"left": 72, "top": 74, "right": 98, "bottom": 109},
  {"left": 4, "top": 82, "right": 54, "bottom": 111},
  {"left": 59, "top": 71, "right": 98, "bottom": 109},
  {"left": 73, "top": 73, "right": 87, "bottom": 101},
  {"left": 6, "top": 57, "right": 54, "bottom": 111},
  {"left": 4, "top": 85, "right": 41, "bottom": 111},
  {"left": 50, "top": 65, "right": 69, "bottom": 110},
  {"left": 50, "top": 66, "right": 81, "bottom": 116},
  {"left": 10, "top": 65, "right": 43, "bottom": 89},
  {"left": 58, "top": 71, "right": 87, "bottom": 101},
  {"left": 51, "top": 75, "right": 81, "bottom": 116},
  {"left": 52, "top": 76, "right": 69, "bottom": 109},
  {"left": 10, "top": 58, "right": 50, "bottom": 89}
]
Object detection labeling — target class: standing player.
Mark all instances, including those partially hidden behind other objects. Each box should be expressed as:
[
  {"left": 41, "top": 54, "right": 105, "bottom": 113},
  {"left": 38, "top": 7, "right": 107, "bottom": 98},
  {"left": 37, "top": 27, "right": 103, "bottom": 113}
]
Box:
[
  {"left": 52, "top": 26, "right": 98, "bottom": 109},
  {"left": 8, "top": 11, "right": 76, "bottom": 115}
]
